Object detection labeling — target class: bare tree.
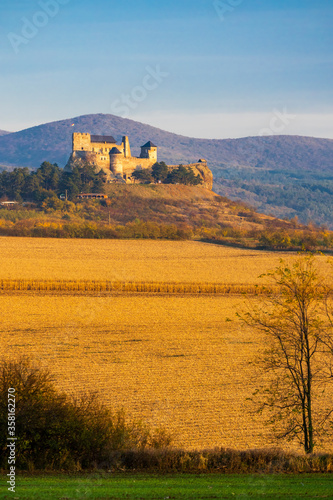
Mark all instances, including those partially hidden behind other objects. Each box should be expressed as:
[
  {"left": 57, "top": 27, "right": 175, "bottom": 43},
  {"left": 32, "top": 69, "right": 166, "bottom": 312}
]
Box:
[{"left": 242, "top": 254, "right": 333, "bottom": 453}]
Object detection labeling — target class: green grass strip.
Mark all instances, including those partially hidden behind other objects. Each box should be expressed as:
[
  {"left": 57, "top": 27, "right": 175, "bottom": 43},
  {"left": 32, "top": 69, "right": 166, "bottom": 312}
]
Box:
[{"left": 1, "top": 473, "right": 332, "bottom": 499}]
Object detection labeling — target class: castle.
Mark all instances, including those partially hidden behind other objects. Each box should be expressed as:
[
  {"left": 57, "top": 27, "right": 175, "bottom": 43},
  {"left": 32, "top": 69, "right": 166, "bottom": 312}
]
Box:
[{"left": 65, "top": 133, "right": 213, "bottom": 189}]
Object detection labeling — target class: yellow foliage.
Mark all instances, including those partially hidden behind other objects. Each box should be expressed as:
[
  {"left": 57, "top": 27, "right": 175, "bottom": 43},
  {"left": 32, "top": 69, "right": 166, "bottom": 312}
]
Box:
[{"left": 0, "top": 220, "right": 14, "bottom": 227}]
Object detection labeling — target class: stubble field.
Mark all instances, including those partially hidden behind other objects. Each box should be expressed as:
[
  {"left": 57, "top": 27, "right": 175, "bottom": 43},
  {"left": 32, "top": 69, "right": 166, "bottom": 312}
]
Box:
[
  {"left": 1, "top": 237, "right": 332, "bottom": 451},
  {"left": 0, "top": 237, "right": 292, "bottom": 283}
]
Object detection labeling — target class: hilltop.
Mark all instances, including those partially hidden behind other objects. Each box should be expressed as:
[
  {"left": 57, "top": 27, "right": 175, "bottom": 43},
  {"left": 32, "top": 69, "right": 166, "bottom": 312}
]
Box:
[
  {"left": 0, "top": 113, "right": 333, "bottom": 226},
  {"left": 0, "top": 130, "right": 11, "bottom": 136},
  {"left": 103, "top": 183, "right": 279, "bottom": 230}
]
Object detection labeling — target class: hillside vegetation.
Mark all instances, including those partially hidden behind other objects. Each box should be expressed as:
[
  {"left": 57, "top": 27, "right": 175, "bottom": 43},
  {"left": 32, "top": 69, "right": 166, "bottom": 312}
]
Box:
[
  {"left": 2, "top": 173, "right": 332, "bottom": 250},
  {"left": 213, "top": 166, "right": 333, "bottom": 228},
  {"left": 0, "top": 114, "right": 332, "bottom": 226},
  {"left": 0, "top": 161, "right": 332, "bottom": 250}
]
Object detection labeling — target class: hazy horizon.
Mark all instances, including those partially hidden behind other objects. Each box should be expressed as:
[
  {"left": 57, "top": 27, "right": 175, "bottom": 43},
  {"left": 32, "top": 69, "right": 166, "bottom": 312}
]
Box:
[{"left": 1, "top": 111, "right": 333, "bottom": 141}]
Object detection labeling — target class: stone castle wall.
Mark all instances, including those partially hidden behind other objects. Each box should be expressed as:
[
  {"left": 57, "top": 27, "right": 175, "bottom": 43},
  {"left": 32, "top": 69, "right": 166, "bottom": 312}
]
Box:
[
  {"left": 70, "top": 133, "right": 157, "bottom": 178},
  {"left": 73, "top": 133, "right": 117, "bottom": 154},
  {"left": 66, "top": 133, "right": 213, "bottom": 189}
]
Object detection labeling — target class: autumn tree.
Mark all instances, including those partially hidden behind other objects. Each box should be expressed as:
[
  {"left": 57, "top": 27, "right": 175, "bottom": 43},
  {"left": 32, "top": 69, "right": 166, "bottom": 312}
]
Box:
[
  {"left": 131, "top": 169, "right": 153, "bottom": 183},
  {"left": 152, "top": 162, "right": 169, "bottom": 182},
  {"left": 243, "top": 255, "right": 333, "bottom": 453},
  {"left": 166, "top": 165, "right": 203, "bottom": 186}
]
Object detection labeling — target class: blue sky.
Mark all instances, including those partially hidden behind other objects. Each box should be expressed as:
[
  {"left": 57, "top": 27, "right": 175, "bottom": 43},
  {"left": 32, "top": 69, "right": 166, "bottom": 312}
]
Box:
[{"left": 0, "top": 0, "right": 332, "bottom": 138}]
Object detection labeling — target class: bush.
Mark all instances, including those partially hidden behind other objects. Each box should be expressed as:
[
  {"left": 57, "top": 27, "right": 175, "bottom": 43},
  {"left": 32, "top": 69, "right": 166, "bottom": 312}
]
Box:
[
  {"left": 166, "top": 165, "right": 203, "bottom": 186},
  {"left": 0, "top": 219, "right": 193, "bottom": 240},
  {"left": 0, "top": 358, "right": 172, "bottom": 471},
  {"left": 106, "top": 447, "right": 333, "bottom": 473}
]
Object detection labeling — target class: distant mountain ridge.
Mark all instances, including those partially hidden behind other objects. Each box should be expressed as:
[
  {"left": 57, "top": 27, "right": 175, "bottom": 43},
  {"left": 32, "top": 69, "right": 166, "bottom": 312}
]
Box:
[
  {"left": 0, "top": 130, "right": 11, "bottom": 136},
  {"left": 0, "top": 113, "right": 332, "bottom": 171},
  {"left": 0, "top": 114, "right": 333, "bottom": 226}
]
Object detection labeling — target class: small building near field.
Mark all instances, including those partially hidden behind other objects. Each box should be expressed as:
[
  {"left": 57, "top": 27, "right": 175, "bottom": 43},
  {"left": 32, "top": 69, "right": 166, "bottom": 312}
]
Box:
[{"left": 76, "top": 193, "right": 108, "bottom": 200}]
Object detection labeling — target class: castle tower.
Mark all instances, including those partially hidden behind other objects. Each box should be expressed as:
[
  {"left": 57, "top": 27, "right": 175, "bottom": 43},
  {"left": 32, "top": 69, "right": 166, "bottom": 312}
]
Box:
[
  {"left": 109, "top": 147, "right": 124, "bottom": 175},
  {"left": 140, "top": 141, "right": 157, "bottom": 161},
  {"left": 122, "top": 136, "right": 131, "bottom": 158},
  {"left": 73, "top": 133, "right": 91, "bottom": 152}
]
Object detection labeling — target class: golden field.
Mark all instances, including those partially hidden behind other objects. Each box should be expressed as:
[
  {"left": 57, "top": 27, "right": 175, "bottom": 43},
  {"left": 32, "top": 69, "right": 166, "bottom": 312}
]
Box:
[
  {"left": 0, "top": 236, "right": 293, "bottom": 283},
  {"left": 1, "top": 293, "right": 270, "bottom": 450},
  {"left": 1, "top": 237, "right": 332, "bottom": 452}
]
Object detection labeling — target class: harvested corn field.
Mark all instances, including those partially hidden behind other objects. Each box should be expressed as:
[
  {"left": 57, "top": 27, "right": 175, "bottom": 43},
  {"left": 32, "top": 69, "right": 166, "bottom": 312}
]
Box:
[
  {"left": 0, "top": 293, "right": 271, "bottom": 450},
  {"left": 0, "top": 279, "right": 272, "bottom": 295},
  {"left": 1, "top": 237, "right": 332, "bottom": 452},
  {"left": 2, "top": 293, "right": 333, "bottom": 452},
  {"left": 0, "top": 237, "right": 293, "bottom": 283}
]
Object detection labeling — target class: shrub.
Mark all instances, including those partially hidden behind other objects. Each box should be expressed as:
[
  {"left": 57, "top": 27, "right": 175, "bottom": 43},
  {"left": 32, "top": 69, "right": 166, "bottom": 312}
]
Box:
[
  {"left": 106, "top": 447, "right": 333, "bottom": 473},
  {"left": 0, "top": 358, "right": 172, "bottom": 471}
]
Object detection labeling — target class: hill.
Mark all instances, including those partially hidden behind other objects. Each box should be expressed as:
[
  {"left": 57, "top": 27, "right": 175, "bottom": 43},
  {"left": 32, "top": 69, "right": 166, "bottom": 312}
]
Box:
[
  {"left": 0, "top": 130, "right": 11, "bottom": 136},
  {"left": 1, "top": 180, "right": 330, "bottom": 251},
  {"left": 0, "top": 113, "right": 333, "bottom": 226},
  {"left": 103, "top": 183, "right": 279, "bottom": 230}
]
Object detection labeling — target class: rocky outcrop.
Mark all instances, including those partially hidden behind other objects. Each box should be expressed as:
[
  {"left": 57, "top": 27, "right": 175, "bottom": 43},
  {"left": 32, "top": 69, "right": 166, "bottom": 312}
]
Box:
[
  {"left": 190, "top": 162, "right": 214, "bottom": 191},
  {"left": 167, "top": 161, "right": 213, "bottom": 190},
  {"left": 64, "top": 152, "right": 97, "bottom": 172}
]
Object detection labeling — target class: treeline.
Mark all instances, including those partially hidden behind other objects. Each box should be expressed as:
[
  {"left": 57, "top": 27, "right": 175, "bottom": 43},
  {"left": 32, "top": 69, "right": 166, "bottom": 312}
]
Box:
[
  {"left": 1, "top": 213, "right": 333, "bottom": 249},
  {"left": 0, "top": 219, "right": 192, "bottom": 240},
  {"left": 107, "top": 448, "right": 333, "bottom": 474},
  {"left": 0, "top": 162, "right": 106, "bottom": 203},
  {"left": 132, "top": 162, "right": 203, "bottom": 186},
  {"left": 1, "top": 205, "right": 333, "bottom": 249},
  {"left": 203, "top": 226, "right": 333, "bottom": 251},
  {"left": 0, "top": 161, "right": 202, "bottom": 206},
  {"left": 257, "top": 229, "right": 331, "bottom": 250}
]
